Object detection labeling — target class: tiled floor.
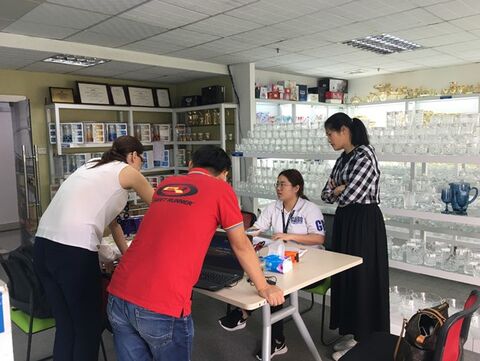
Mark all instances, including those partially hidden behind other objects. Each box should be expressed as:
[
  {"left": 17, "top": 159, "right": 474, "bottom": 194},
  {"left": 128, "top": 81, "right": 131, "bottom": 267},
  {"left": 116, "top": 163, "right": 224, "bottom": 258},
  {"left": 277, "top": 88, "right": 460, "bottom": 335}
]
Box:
[{"left": 1, "top": 229, "right": 479, "bottom": 360}]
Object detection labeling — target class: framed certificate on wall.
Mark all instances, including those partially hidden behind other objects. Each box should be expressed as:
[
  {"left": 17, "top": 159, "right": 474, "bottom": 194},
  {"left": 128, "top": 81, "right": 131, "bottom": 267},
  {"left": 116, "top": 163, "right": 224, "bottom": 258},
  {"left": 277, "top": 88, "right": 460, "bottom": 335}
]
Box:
[
  {"left": 127, "top": 86, "right": 155, "bottom": 107},
  {"left": 109, "top": 85, "right": 128, "bottom": 106},
  {"left": 155, "top": 88, "right": 171, "bottom": 108},
  {"left": 77, "top": 82, "right": 110, "bottom": 105}
]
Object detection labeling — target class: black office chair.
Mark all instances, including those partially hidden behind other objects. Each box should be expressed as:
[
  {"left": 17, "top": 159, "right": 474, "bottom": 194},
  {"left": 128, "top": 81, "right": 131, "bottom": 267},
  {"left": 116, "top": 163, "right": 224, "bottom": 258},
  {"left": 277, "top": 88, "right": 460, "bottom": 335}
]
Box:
[
  {"left": 241, "top": 210, "right": 257, "bottom": 229},
  {"left": 300, "top": 213, "right": 341, "bottom": 345},
  {"left": 340, "top": 289, "right": 480, "bottom": 361}
]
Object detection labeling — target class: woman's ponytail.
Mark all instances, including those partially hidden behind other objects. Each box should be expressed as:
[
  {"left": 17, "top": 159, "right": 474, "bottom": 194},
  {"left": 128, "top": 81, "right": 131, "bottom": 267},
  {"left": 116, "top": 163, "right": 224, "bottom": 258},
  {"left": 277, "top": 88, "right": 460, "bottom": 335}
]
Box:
[{"left": 351, "top": 117, "right": 370, "bottom": 146}]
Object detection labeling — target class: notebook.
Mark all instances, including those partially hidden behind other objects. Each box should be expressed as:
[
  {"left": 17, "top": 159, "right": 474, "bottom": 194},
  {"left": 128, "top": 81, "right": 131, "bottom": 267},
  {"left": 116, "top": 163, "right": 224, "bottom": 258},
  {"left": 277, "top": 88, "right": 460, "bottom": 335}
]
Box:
[{"left": 195, "top": 232, "right": 244, "bottom": 291}]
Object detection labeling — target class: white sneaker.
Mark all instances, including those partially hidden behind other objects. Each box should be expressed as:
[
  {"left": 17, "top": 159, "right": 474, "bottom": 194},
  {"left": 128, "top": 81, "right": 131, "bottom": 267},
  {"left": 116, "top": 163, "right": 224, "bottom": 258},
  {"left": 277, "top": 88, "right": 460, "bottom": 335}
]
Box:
[
  {"left": 332, "top": 349, "right": 350, "bottom": 361},
  {"left": 333, "top": 338, "right": 357, "bottom": 351}
]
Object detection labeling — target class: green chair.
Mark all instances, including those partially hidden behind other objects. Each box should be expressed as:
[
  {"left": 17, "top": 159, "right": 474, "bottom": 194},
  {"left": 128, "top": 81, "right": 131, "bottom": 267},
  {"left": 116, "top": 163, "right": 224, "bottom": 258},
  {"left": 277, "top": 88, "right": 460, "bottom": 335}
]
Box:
[{"left": 300, "top": 213, "right": 341, "bottom": 345}]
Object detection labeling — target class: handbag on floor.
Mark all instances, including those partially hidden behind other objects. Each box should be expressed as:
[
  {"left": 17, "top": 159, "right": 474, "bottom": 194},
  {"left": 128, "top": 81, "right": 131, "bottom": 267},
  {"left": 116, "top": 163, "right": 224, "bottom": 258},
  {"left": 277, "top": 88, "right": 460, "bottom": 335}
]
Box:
[{"left": 394, "top": 301, "right": 449, "bottom": 361}]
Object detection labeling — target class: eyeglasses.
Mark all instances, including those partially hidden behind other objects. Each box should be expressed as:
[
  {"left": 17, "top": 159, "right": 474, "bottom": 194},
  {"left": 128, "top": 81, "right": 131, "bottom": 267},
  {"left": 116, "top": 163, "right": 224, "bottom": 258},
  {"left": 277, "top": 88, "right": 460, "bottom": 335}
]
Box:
[
  {"left": 133, "top": 152, "right": 144, "bottom": 163},
  {"left": 274, "top": 182, "right": 293, "bottom": 189}
]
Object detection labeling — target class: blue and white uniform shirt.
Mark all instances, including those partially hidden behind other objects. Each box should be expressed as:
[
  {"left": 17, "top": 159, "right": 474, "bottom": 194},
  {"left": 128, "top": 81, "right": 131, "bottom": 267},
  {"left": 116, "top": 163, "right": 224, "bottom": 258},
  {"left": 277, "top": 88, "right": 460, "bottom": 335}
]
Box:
[{"left": 253, "top": 198, "right": 325, "bottom": 248}]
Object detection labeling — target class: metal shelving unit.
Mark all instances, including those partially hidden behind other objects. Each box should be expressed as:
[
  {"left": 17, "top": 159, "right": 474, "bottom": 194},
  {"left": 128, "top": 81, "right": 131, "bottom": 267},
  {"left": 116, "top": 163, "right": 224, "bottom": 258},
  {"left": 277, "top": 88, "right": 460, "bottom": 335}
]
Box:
[{"left": 233, "top": 95, "right": 480, "bottom": 286}]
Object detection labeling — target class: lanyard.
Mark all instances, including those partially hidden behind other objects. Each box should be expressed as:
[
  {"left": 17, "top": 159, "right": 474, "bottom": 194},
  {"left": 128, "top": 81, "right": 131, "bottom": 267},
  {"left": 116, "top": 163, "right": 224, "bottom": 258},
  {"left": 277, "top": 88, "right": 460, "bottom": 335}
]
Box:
[
  {"left": 281, "top": 198, "right": 299, "bottom": 234},
  {"left": 281, "top": 209, "right": 295, "bottom": 234}
]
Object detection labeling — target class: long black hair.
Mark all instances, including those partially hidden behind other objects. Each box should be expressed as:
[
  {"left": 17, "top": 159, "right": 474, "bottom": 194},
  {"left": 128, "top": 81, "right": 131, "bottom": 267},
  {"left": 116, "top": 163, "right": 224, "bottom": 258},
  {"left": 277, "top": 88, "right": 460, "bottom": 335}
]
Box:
[
  {"left": 278, "top": 169, "right": 309, "bottom": 200},
  {"left": 324, "top": 112, "right": 370, "bottom": 146},
  {"left": 91, "top": 135, "right": 144, "bottom": 168}
]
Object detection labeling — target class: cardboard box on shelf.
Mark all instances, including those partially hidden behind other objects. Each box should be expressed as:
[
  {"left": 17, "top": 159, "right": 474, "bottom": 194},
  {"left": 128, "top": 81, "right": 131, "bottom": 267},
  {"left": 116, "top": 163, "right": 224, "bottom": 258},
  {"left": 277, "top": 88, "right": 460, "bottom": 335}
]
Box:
[
  {"left": 267, "top": 91, "right": 280, "bottom": 99},
  {"left": 318, "top": 78, "right": 348, "bottom": 93},
  {"left": 297, "top": 85, "right": 308, "bottom": 101}
]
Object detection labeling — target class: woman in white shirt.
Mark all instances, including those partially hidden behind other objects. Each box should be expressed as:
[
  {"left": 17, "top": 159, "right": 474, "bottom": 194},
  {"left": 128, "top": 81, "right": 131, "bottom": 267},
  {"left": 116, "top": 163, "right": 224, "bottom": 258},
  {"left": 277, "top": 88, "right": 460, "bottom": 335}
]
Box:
[
  {"left": 219, "top": 169, "right": 325, "bottom": 360},
  {"left": 33, "top": 136, "right": 154, "bottom": 361}
]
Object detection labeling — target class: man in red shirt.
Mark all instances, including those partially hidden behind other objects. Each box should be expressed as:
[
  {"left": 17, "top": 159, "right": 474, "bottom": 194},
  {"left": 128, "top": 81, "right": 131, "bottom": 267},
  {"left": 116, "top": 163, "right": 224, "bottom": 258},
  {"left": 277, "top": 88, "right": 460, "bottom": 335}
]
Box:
[{"left": 108, "top": 145, "right": 284, "bottom": 361}]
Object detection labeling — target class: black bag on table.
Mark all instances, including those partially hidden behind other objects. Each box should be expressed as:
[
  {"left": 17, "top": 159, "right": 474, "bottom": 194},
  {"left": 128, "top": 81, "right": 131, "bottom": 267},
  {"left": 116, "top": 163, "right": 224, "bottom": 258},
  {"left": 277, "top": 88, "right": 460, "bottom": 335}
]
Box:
[{"left": 394, "top": 302, "right": 449, "bottom": 361}]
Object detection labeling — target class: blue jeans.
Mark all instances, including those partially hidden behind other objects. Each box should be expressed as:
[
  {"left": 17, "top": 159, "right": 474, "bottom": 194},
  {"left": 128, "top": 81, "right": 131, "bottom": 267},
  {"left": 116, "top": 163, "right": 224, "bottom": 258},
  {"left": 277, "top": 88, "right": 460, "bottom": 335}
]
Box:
[{"left": 107, "top": 295, "right": 194, "bottom": 361}]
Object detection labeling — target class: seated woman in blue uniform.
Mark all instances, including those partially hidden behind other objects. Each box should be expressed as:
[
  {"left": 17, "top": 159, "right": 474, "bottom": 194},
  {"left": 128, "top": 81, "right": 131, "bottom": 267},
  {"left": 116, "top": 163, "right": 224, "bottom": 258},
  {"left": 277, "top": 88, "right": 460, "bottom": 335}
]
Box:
[{"left": 219, "top": 169, "right": 325, "bottom": 360}]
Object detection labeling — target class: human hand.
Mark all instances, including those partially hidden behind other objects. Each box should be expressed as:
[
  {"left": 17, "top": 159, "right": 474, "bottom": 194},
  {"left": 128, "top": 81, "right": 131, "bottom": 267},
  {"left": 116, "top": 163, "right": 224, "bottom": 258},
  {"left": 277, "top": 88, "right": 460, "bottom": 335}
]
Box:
[
  {"left": 328, "top": 178, "right": 336, "bottom": 190},
  {"left": 333, "top": 184, "right": 346, "bottom": 196},
  {"left": 272, "top": 233, "right": 291, "bottom": 242},
  {"left": 258, "top": 285, "right": 285, "bottom": 306}
]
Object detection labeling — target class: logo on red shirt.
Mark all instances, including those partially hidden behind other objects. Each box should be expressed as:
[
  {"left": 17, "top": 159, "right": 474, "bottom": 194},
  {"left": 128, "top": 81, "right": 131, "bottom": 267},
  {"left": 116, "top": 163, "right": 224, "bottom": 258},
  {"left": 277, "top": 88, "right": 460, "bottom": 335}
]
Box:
[{"left": 157, "top": 184, "right": 198, "bottom": 197}]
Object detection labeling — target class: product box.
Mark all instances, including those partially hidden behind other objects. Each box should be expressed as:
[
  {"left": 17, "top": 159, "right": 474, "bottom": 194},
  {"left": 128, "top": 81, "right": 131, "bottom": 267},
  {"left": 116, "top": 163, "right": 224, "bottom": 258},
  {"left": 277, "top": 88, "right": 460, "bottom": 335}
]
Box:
[
  {"left": 267, "top": 91, "right": 280, "bottom": 99},
  {"left": 181, "top": 95, "right": 202, "bottom": 107},
  {"left": 259, "top": 87, "right": 268, "bottom": 99},
  {"left": 201, "top": 85, "right": 225, "bottom": 105},
  {"left": 325, "top": 91, "right": 344, "bottom": 103},
  {"left": 297, "top": 85, "right": 308, "bottom": 101},
  {"left": 141, "top": 150, "right": 154, "bottom": 169},
  {"left": 318, "top": 78, "right": 348, "bottom": 93},
  {"left": 307, "top": 93, "right": 319, "bottom": 102}
]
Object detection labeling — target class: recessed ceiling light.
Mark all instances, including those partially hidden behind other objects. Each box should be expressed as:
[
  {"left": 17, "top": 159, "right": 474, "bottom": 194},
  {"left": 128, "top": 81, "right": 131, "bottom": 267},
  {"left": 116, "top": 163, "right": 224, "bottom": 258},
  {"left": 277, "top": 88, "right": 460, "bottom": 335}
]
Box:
[
  {"left": 343, "top": 34, "right": 422, "bottom": 55},
  {"left": 348, "top": 69, "right": 365, "bottom": 74},
  {"left": 43, "top": 54, "right": 110, "bottom": 67}
]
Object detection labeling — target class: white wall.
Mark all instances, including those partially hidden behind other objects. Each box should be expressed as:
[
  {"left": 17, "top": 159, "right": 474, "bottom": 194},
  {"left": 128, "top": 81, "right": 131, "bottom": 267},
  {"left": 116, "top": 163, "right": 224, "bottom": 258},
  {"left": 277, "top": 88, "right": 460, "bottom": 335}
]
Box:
[
  {"left": 0, "top": 104, "right": 19, "bottom": 227},
  {"left": 255, "top": 69, "right": 318, "bottom": 87},
  {"left": 348, "top": 63, "right": 480, "bottom": 98}
]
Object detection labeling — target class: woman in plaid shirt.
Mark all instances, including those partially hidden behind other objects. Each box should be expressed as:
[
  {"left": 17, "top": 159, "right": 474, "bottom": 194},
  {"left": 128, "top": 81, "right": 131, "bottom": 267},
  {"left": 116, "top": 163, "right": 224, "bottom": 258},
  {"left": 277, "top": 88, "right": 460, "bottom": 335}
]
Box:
[{"left": 321, "top": 112, "right": 389, "bottom": 361}]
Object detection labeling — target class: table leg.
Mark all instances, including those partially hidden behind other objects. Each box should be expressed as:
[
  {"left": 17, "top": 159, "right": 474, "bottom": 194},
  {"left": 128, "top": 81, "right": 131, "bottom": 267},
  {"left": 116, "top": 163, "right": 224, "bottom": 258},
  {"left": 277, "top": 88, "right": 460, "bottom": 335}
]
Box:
[
  {"left": 290, "top": 291, "right": 322, "bottom": 361},
  {"left": 261, "top": 304, "right": 272, "bottom": 361}
]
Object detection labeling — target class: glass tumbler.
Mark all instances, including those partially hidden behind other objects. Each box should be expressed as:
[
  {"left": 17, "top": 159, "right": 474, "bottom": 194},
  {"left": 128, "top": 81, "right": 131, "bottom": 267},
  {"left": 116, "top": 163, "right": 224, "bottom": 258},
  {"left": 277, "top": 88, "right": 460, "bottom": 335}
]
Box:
[{"left": 405, "top": 239, "right": 424, "bottom": 265}]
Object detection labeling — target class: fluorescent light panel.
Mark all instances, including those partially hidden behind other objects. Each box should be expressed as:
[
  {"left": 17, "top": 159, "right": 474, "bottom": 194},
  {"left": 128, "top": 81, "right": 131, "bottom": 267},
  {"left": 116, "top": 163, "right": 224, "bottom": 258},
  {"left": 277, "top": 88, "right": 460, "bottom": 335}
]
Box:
[
  {"left": 43, "top": 54, "right": 110, "bottom": 67},
  {"left": 343, "top": 34, "right": 422, "bottom": 55}
]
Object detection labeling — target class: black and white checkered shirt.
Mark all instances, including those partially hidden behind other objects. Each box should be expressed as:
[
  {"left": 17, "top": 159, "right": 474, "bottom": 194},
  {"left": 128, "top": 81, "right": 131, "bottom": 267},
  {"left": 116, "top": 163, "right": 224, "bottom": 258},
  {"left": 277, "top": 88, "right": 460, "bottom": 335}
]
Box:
[{"left": 321, "top": 145, "right": 381, "bottom": 206}]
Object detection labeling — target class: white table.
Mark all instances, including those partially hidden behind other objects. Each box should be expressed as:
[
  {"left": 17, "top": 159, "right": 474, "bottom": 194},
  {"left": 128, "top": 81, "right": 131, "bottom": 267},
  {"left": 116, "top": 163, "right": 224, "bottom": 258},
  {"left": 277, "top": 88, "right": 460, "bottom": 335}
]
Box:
[{"left": 196, "top": 247, "right": 362, "bottom": 361}]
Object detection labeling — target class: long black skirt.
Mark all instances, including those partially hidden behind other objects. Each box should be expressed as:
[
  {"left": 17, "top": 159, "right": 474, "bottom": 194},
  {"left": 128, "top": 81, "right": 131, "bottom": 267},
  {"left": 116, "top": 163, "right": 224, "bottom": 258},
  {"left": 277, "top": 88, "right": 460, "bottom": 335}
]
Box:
[{"left": 329, "top": 203, "right": 390, "bottom": 341}]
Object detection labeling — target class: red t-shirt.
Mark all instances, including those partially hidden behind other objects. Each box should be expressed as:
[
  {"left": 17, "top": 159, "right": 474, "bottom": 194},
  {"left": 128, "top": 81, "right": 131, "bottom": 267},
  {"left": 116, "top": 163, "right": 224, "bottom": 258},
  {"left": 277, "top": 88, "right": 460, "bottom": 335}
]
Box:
[{"left": 108, "top": 168, "right": 243, "bottom": 317}]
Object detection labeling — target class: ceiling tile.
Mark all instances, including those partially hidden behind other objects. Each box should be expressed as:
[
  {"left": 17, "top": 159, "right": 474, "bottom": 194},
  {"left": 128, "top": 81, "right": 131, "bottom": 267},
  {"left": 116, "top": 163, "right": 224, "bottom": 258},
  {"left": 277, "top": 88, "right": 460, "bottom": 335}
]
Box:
[
  {"left": 46, "top": 0, "right": 146, "bottom": 15},
  {"left": 0, "top": 47, "right": 54, "bottom": 69},
  {"left": 206, "top": 54, "right": 247, "bottom": 65},
  {"left": 300, "top": 43, "right": 357, "bottom": 58},
  {"left": 120, "top": 1, "right": 208, "bottom": 29},
  {"left": 362, "top": 8, "right": 443, "bottom": 33},
  {"left": 408, "top": 0, "right": 450, "bottom": 6},
  {"left": 160, "top": 0, "right": 256, "bottom": 15},
  {"left": 83, "top": 17, "right": 167, "bottom": 43},
  {"left": 121, "top": 39, "right": 183, "bottom": 54},
  {"left": 67, "top": 30, "right": 133, "bottom": 47},
  {"left": 329, "top": 0, "right": 418, "bottom": 22},
  {"left": 226, "top": 0, "right": 351, "bottom": 26},
  {"left": 269, "top": 11, "right": 353, "bottom": 37},
  {"left": 146, "top": 29, "right": 219, "bottom": 48},
  {"left": 386, "top": 48, "right": 445, "bottom": 61},
  {"left": 411, "top": 55, "right": 466, "bottom": 66},
  {"left": 3, "top": 20, "right": 79, "bottom": 39},
  {"left": 419, "top": 31, "right": 477, "bottom": 47},
  {"left": 264, "top": 34, "right": 331, "bottom": 53},
  {"left": 436, "top": 39, "right": 480, "bottom": 60},
  {"left": 426, "top": 0, "right": 480, "bottom": 21},
  {"left": 1, "top": 0, "right": 42, "bottom": 20},
  {"left": 391, "top": 22, "right": 464, "bottom": 41},
  {"left": 450, "top": 14, "right": 480, "bottom": 31},
  {"left": 230, "top": 46, "right": 283, "bottom": 62},
  {"left": 316, "top": 22, "right": 378, "bottom": 43},
  {"left": 254, "top": 54, "right": 316, "bottom": 68},
  {"left": 0, "top": 18, "right": 15, "bottom": 31},
  {"left": 13, "top": 3, "right": 108, "bottom": 30},
  {"left": 166, "top": 46, "right": 223, "bottom": 61},
  {"left": 20, "top": 61, "right": 80, "bottom": 73},
  {"left": 230, "top": 27, "right": 292, "bottom": 46},
  {"left": 199, "top": 38, "right": 257, "bottom": 54},
  {"left": 182, "top": 14, "right": 262, "bottom": 37}
]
